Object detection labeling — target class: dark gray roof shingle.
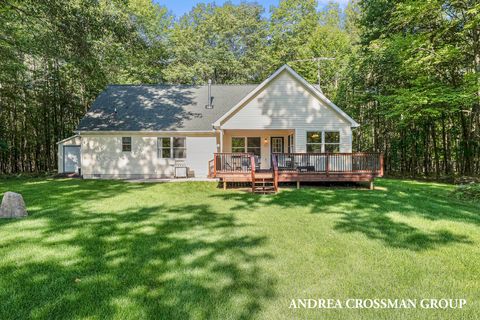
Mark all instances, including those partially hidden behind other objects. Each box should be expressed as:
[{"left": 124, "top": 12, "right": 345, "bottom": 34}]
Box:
[{"left": 76, "top": 84, "right": 257, "bottom": 131}]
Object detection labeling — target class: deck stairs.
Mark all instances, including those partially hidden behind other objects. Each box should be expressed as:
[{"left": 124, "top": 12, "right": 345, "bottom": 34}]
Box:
[{"left": 252, "top": 177, "right": 276, "bottom": 194}]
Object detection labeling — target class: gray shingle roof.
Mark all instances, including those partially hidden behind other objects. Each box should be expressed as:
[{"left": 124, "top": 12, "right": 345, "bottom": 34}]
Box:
[{"left": 76, "top": 84, "right": 258, "bottom": 131}]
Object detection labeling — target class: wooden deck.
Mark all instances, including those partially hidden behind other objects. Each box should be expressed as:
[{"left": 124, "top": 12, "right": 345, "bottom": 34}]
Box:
[{"left": 208, "top": 152, "right": 383, "bottom": 193}]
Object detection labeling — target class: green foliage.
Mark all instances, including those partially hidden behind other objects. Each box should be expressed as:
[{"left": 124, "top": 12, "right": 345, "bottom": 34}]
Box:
[
  {"left": 0, "top": 0, "right": 170, "bottom": 173},
  {"left": 453, "top": 183, "right": 480, "bottom": 202},
  {"left": 337, "top": 0, "right": 480, "bottom": 176},
  {"left": 1, "top": 0, "right": 479, "bottom": 177},
  {"left": 164, "top": 2, "right": 271, "bottom": 84}
]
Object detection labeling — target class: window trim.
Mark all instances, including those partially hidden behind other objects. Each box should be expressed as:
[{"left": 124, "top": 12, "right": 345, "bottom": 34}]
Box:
[
  {"left": 323, "top": 131, "right": 340, "bottom": 153},
  {"left": 122, "top": 137, "right": 132, "bottom": 152},
  {"left": 306, "top": 131, "right": 340, "bottom": 153},
  {"left": 157, "top": 137, "right": 187, "bottom": 159},
  {"left": 231, "top": 137, "right": 246, "bottom": 153},
  {"left": 231, "top": 137, "right": 261, "bottom": 156}
]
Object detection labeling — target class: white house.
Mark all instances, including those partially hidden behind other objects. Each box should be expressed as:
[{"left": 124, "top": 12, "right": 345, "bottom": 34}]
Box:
[{"left": 58, "top": 65, "right": 364, "bottom": 180}]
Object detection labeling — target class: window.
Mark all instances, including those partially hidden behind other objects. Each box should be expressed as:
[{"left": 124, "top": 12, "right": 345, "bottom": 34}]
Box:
[
  {"left": 232, "top": 137, "right": 245, "bottom": 153},
  {"left": 172, "top": 137, "right": 186, "bottom": 158},
  {"left": 247, "top": 137, "right": 261, "bottom": 156},
  {"left": 157, "top": 137, "right": 186, "bottom": 158},
  {"left": 306, "top": 132, "right": 322, "bottom": 153},
  {"left": 231, "top": 137, "right": 261, "bottom": 156},
  {"left": 306, "top": 131, "right": 340, "bottom": 153},
  {"left": 158, "top": 137, "right": 171, "bottom": 158},
  {"left": 122, "top": 137, "right": 132, "bottom": 152},
  {"left": 288, "top": 134, "right": 295, "bottom": 153},
  {"left": 324, "top": 131, "right": 340, "bottom": 153}
]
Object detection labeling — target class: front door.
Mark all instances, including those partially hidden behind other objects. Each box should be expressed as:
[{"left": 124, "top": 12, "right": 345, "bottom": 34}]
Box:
[{"left": 271, "top": 137, "right": 284, "bottom": 154}]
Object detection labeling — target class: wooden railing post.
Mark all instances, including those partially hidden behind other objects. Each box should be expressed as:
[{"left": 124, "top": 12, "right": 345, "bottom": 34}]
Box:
[
  {"left": 213, "top": 153, "right": 217, "bottom": 177},
  {"left": 326, "top": 153, "right": 330, "bottom": 176},
  {"left": 271, "top": 154, "right": 279, "bottom": 192},
  {"left": 250, "top": 155, "right": 256, "bottom": 192}
]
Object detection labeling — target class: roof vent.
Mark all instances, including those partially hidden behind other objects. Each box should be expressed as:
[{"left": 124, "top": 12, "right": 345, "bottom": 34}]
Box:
[{"left": 205, "top": 79, "right": 213, "bottom": 109}]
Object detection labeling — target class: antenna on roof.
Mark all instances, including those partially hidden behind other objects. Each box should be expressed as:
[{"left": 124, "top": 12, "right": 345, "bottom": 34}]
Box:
[{"left": 289, "top": 57, "right": 335, "bottom": 93}]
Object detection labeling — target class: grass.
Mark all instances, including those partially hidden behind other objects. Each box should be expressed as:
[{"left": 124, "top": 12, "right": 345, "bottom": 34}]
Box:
[{"left": 0, "top": 178, "right": 479, "bottom": 320}]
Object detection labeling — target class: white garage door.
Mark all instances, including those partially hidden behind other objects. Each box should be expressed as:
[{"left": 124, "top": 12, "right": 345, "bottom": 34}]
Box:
[{"left": 64, "top": 146, "right": 81, "bottom": 173}]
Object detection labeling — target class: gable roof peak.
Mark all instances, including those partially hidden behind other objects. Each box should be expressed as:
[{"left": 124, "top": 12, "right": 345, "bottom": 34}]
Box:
[{"left": 213, "top": 64, "right": 360, "bottom": 127}]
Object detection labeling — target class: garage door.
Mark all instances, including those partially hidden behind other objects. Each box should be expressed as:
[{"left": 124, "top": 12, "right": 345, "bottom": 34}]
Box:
[{"left": 64, "top": 146, "right": 81, "bottom": 173}]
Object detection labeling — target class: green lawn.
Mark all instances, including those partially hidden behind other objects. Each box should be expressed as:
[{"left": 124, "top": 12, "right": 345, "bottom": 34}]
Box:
[{"left": 0, "top": 178, "right": 479, "bottom": 320}]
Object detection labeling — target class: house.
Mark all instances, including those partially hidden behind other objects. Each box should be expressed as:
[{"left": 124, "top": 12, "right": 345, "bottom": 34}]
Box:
[{"left": 57, "top": 65, "right": 382, "bottom": 191}]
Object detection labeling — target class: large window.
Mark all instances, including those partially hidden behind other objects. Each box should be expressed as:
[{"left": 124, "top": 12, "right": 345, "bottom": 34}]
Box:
[
  {"left": 247, "top": 137, "right": 261, "bottom": 156},
  {"left": 324, "top": 131, "right": 340, "bottom": 153},
  {"left": 306, "top": 132, "right": 322, "bottom": 153},
  {"left": 306, "top": 131, "right": 340, "bottom": 153},
  {"left": 231, "top": 137, "right": 261, "bottom": 156},
  {"left": 122, "top": 137, "right": 132, "bottom": 152},
  {"left": 157, "top": 137, "right": 186, "bottom": 158},
  {"left": 231, "top": 137, "right": 245, "bottom": 153}
]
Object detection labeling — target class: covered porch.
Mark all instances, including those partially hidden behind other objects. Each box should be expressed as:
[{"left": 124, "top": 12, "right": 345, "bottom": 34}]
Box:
[{"left": 219, "top": 129, "right": 295, "bottom": 170}]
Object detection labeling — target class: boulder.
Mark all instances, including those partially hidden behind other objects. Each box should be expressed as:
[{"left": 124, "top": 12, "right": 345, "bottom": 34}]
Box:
[{"left": 0, "top": 192, "right": 28, "bottom": 218}]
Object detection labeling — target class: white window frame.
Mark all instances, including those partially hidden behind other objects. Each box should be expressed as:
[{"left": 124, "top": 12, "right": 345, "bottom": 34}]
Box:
[
  {"left": 231, "top": 137, "right": 261, "bottom": 156},
  {"left": 231, "top": 137, "right": 246, "bottom": 153},
  {"left": 306, "top": 131, "right": 340, "bottom": 153},
  {"left": 323, "top": 131, "right": 340, "bottom": 153},
  {"left": 157, "top": 137, "right": 186, "bottom": 159}
]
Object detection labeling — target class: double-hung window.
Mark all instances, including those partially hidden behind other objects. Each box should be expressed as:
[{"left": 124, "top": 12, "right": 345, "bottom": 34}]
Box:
[
  {"left": 324, "top": 131, "right": 340, "bottom": 153},
  {"left": 157, "top": 137, "right": 186, "bottom": 158},
  {"left": 306, "top": 132, "right": 322, "bottom": 153},
  {"left": 232, "top": 137, "right": 245, "bottom": 153},
  {"left": 246, "top": 137, "right": 261, "bottom": 156},
  {"left": 306, "top": 131, "right": 340, "bottom": 153},
  {"left": 231, "top": 137, "right": 261, "bottom": 156},
  {"left": 122, "top": 137, "right": 132, "bottom": 152}
]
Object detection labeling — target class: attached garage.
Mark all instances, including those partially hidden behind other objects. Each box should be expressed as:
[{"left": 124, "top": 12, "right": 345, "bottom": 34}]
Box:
[{"left": 57, "top": 135, "right": 82, "bottom": 174}]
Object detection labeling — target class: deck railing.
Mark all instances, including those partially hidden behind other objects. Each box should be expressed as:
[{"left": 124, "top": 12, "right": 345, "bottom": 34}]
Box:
[
  {"left": 211, "top": 152, "right": 383, "bottom": 177},
  {"left": 271, "top": 154, "right": 279, "bottom": 192},
  {"left": 213, "top": 153, "right": 254, "bottom": 173},
  {"left": 272, "top": 152, "right": 383, "bottom": 175}
]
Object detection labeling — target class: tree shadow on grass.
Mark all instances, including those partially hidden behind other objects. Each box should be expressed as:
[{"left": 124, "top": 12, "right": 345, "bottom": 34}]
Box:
[
  {"left": 0, "top": 179, "right": 275, "bottom": 319},
  {"left": 211, "top": 180, "right": 478, "bottom": 251}
]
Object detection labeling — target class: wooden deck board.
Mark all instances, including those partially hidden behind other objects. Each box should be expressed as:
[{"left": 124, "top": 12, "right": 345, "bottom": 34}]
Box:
[
  {"left": 210, "top": 152, "right": 384, "bottom": 192},
  {"left": 216, "top": 171, "right": 380, "bottom": 183}
]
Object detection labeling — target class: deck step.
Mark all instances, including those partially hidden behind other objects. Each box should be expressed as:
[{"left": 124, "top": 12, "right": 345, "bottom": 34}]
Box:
[{"left": 253, "top": 189, "right": 276, "bottom": 194}]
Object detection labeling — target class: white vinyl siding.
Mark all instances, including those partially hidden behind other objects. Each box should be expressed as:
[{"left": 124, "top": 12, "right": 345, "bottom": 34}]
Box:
[
  {"left": 220, "top": 70, "right": 353, "bottom": 152},
  {"left": 80, "top": 133, "right": 215, "bottom": 178}
]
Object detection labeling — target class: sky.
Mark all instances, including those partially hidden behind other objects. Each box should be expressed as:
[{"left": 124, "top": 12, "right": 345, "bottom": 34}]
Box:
[{"left": 154, "top": 0, "right": 349, "bottom": 18}]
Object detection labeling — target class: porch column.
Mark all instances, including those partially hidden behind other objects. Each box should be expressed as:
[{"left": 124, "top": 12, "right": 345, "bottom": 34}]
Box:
[{"left": 219, "top": 129, "right": 224, "bottom": 152}]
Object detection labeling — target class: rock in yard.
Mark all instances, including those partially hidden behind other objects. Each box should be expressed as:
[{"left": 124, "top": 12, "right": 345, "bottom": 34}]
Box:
[{"left": 0, "top": 192, "right": 28, "bottom": 218}]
